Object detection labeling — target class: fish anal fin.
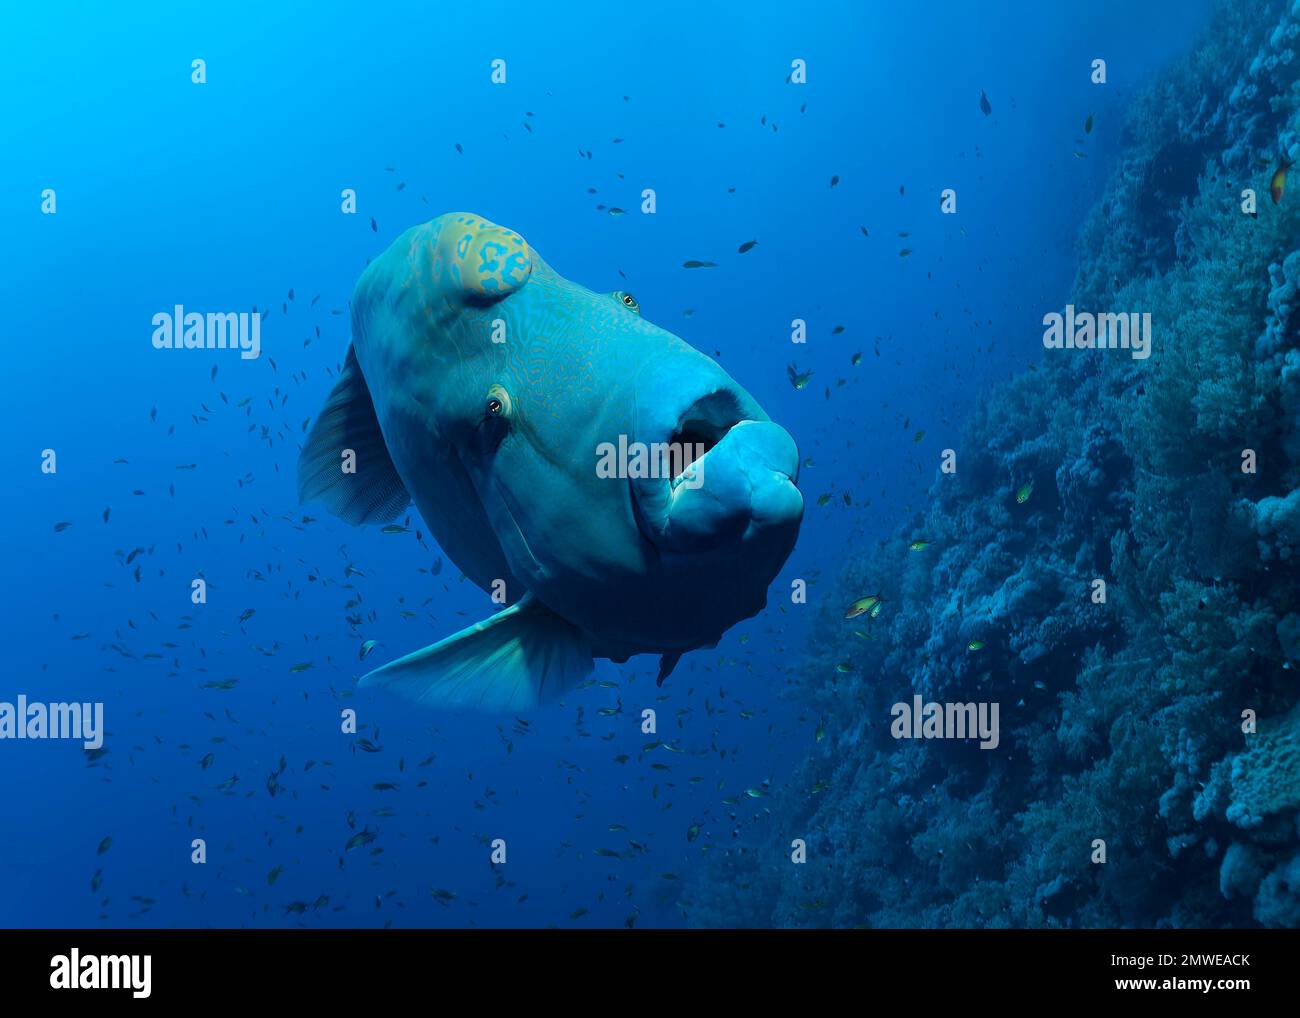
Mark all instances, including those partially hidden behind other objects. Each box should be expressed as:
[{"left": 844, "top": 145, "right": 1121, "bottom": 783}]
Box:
[{"left": 657, "top": 652, "right": 682, "bottom": 687}]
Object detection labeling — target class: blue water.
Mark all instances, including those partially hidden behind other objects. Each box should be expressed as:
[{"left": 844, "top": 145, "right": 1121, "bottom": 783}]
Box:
[{"left": 0, "top": 0, "right": 1211, "bottom": 927}]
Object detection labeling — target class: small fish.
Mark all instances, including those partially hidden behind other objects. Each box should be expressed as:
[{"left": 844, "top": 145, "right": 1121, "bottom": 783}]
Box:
[
  {"left": 834, "top": 661, "right": 852, "bottom": 674},
  {"left": 787, "top": 363, "right": 812, "bottom": 390},
  {"left": 345, "top": 828, "right": 377, "bottom": 852},
  {"left": 744, "top": 787, "right": 767, "bottom": 798},
  {"left": 682, "top": 260, "right": 717, "bottom": 269},
  {"left": 979, "top": 90, "right": 992, "bottom": 116},
  {"left": 1084, "top": 112, "right": 1094, "bottom": 134},
  {"left": 851, "top": 352, "right": 862, "bottom": 366},
  {"left": 686, "top": 823, "right": 701, "bottom": 842},
  {"left": 289, "top": 662, "right": 313, "bottom": 673},
  {"left": 844, "top": 594, "right": 882, "bottom": 619},
  {"left": 967, "top": 640, "right": 985, "bottom": 652},
  {"left": 908, "top": 540, "right": 931, "bottom": 551},
  {"left": 607, "top": 207, "right": 626, "bottom": 216},
  {"left": 737, "top": 240, "right": 757, "bottom": 254},
  {"left": 381, "top": 524, "right": 408, "bottom": 535},
  {"left": 912, "top": 429, "right": 925, "bottom": 443},
  {"left": 899, "top": 248, "right": 912, "bottom": 258},
  {"left": 1015, "top": 481, "right": 1033, "bottom": 504},
  {"left": 53, "top": 521, "right": 72, "bottom": 533},
  {"left": 267, "top": 865, "right": 284, "bottom": 886},
  {"left": 1272, "top": 160, "right": 1292, "bottom": 205},
  {"left": 829, "top": 175, "right": 840, "bottom": 188},
  {"left": 816, "top": 493, "right": 831, "bottom": 507},
  {"left": 360, "top": 639, "right": 377, "bottom": 661},
  {"left": 97, "top": 837, "right": 112, "bottom": 856}
]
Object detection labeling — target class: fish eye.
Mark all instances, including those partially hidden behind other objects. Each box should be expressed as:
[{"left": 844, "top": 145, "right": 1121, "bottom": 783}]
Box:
[
  {"left": 485, "top": 383, "right": 513, "bottom": 419},
  {"left": 613, "top": 290, "right": 640, "bottom": 314}
]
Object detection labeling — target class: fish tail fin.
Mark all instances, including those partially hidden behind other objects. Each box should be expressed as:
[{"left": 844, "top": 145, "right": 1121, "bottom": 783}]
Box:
[{"left": 359, "top": 594, "right": 593, "bottom": 711}]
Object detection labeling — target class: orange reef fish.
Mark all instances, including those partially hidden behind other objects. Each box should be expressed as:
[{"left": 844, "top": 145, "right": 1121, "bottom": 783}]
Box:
[
  {"left": 1271, "top": 160, "right": 1291, "bottom": 205},
  {"left": 844, "top": 594, "right": 883, "bottom": 620}
]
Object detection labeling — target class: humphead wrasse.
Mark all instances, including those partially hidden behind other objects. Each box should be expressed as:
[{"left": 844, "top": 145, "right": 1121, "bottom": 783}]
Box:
[{"left": 299, "top": 213, "right": 803, "bottom": 710}]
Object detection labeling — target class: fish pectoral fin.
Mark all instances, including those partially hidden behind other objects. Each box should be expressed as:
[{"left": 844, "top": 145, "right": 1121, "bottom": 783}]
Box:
[
  {"left": 656, "top": 652, "right": 682, "bottom": 687},
  {"left": 358, "top": 594, "right": 593, "bottom": 711},
  {"left": 297, "top": 344, "right": 411, "bottom": 524}
]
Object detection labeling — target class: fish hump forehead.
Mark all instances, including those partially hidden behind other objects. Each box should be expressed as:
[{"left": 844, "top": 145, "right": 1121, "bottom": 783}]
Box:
[{"left": 430, "top": 213, "right": 533, "bottom": 302}]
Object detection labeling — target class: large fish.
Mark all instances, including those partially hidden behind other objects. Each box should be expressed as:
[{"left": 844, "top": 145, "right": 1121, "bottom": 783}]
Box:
[{"left": 299, "top": 213, "right": 803, "bottom": 710}]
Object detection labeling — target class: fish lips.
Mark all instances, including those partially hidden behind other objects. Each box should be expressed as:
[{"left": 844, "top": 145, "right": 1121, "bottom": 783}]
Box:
[{"left": 629, "top": 388, "right": 802, "bottom": 553}]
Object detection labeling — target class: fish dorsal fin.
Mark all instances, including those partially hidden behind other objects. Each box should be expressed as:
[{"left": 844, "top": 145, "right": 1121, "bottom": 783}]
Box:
[
  {"left": 298, "top": 345, "right": 411, "bottom": 524},
  {"left": 433, "top": 213, "right": 533, "bottom": 302}
]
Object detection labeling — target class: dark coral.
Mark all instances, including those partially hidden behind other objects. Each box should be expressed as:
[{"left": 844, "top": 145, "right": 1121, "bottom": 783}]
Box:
[{"left": 690, "top": 0, "right": 1300, "bottom": 929}]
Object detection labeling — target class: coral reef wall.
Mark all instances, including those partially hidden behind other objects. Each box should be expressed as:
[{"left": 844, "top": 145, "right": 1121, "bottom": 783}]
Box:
[{"left": 691, "top": 0, "right": 1300, "bottom": 928}]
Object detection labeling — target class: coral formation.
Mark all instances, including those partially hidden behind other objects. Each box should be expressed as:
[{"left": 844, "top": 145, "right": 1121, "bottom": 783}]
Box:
[
  {"left": 1228, "top": 703, "right": 1300, "bottom": 827},
  {"left": 690, "top": 0, "right": 1300, "bottom": 928}
]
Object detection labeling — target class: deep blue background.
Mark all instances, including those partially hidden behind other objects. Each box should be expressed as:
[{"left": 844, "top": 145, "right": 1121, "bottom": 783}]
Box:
[{"left": 0, "top": 0, "right": 1210, "bottom": 927}]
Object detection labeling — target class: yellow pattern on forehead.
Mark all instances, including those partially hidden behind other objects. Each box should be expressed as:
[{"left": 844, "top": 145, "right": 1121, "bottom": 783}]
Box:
[{"left": 433, "top": 213, "right": 533, "bottom": 301}]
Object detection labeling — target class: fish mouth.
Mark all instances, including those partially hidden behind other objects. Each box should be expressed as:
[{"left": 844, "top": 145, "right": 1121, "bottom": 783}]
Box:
[
  {"left": 665, "top": 391, "right": 748, "bottom": 491},
  {"left": 630, "top": 385, "right": 801, "bottom": 551}
]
